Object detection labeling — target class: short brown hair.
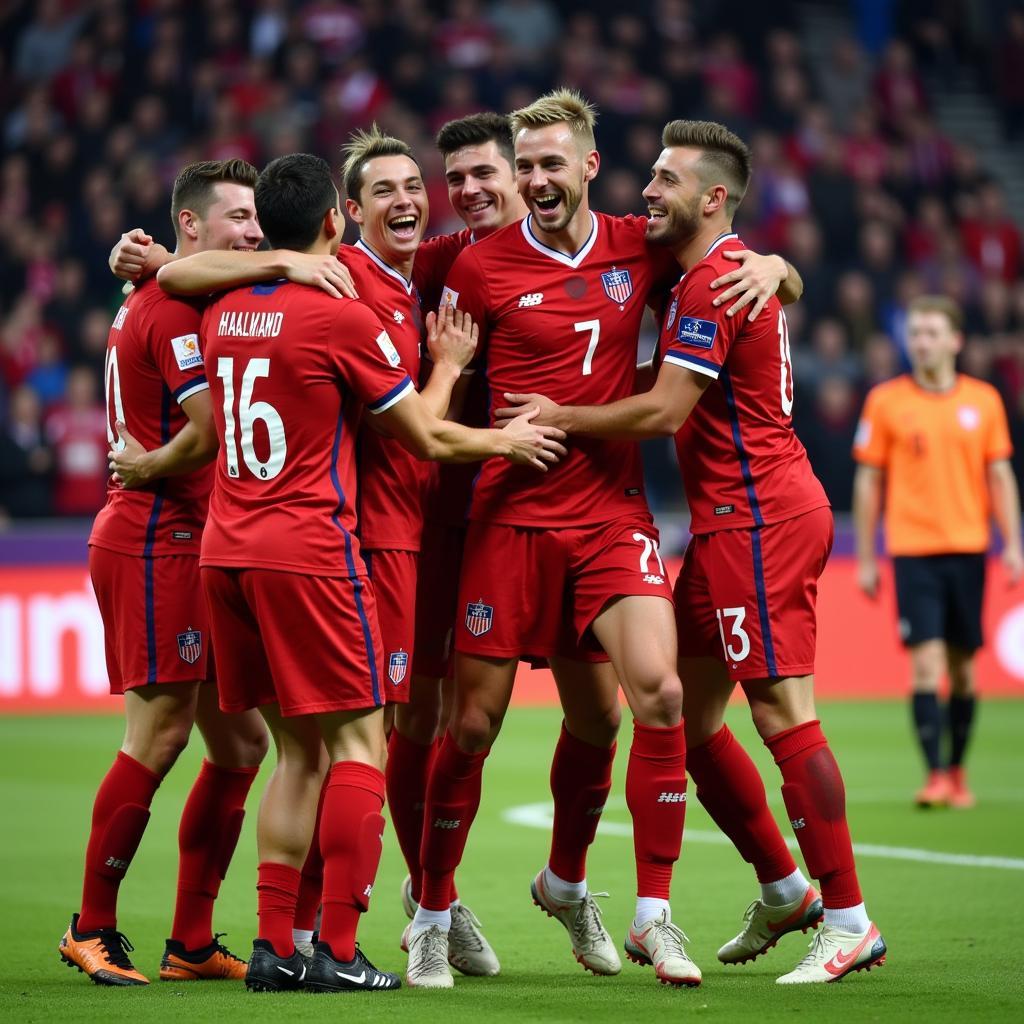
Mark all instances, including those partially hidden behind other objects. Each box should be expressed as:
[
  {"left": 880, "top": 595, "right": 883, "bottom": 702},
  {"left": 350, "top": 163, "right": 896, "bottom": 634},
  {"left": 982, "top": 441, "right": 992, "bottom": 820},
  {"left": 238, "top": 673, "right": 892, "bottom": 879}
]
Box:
[
  {"left": 170, "top": 159, "right": 258, "bottom": 237},
  {"left": 341, "top": 125, "right": 420, "bottom": 203},
  {"left": 908, "top": 294, "right": 963, "bottom": 332},
  {"left": 436, "top": 112, "right": 515, "bottom": 169},
  {"left": 510, "top": 88, "right": 597, "bottom": 152},
  {"left": 661, "top": 120, "right": 752, "bottom": 215}
]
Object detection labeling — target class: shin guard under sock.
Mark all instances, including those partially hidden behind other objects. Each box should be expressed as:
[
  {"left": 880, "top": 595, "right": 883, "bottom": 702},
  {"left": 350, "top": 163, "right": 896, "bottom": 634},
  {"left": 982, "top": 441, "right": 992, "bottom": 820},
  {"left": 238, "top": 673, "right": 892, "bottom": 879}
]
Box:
[{"left": 257, "top": 861, "right": 301, "bottom": 957}]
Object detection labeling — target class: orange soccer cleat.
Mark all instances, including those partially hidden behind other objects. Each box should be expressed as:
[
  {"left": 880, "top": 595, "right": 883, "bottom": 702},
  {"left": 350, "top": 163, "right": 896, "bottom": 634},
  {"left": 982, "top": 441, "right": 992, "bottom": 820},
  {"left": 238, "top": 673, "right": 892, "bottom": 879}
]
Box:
[
  {"left": 915, "top": 769, "right": 951, "bottom": 808},
  {"left": 58, "top": 914, "right": 149, "bottom": 986},
  {"left": 946, "top": 766, "right": 977, "bottom": 809},
  {"left": 159, "top": 934, "right": 248, "bottom": 980}
]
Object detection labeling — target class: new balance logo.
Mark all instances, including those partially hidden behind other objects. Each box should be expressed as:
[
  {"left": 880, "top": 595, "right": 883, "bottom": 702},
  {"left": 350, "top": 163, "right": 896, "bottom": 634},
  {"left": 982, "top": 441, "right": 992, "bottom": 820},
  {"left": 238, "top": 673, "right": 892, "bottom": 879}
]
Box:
[
  {"left": 791, "top": 817, "right": 806, "bottom": 830},
  {"left": 657, "top": 792, "right": 687, "bottom": 803},
  {"left": 434, "top": 818, "right": 461, "bottom": 829},
  {"left": 643, "top": 574, "right": 664, "bottom": 585},
  {"left": 586, "top": 804, "right": 606, "bottom": 816},
  {"left": 393, "top": 309, "right": 405, "bottom": 324},
  {"left": 105, "top": 856, "right": 130, "bottom": 870},
  {"left": 518, "top": 292, "right": 544, "bottom": 307}
]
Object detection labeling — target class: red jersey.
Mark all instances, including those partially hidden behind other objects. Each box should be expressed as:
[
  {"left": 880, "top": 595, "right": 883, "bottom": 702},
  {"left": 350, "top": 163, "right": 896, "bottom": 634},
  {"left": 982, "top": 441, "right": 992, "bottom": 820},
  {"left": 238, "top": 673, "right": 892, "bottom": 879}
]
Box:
[
  {"left": 441, "top": 212, "right": 677, "bottom": 527},
  {"left": 343, "top": 239, "right": 428, "bottom": 551},
  {"left": 89, "top": 278, "right": 212, "bottom": 556},
  {"left": 659, "top": 232, "right": 828, "bottom": 535},
  {"left": 199, "top": 279, "right": 414, "bottom": 577},
  {"left": 415, "top": 229, "right": 472, "bottom": 312}
]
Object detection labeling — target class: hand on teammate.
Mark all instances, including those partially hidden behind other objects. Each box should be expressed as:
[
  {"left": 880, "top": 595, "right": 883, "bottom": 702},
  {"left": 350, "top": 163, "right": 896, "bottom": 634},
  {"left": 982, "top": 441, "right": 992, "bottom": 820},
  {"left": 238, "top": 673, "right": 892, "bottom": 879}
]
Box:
[
  {"left": 857, "top": 558, "right": 881, "bottom": 599},
  {"left": 426, "top": 304, "right": 478, "bottom": 372},
  {"left": 499, "top": 406, "right": 568, "bottom": 472},
  {"left": 109, "top": 228, "right": 170, "bottom": 282},
  {"left": 108, "top": 421, "right": 150, "bottom": 488},
  {"left": 711, "top": 250, "right": 788, "bottom": 321},
  {"left": 494, "top": 392, "right": 564, "bottom": 430},
  {"left": 282, "top": 252, "right": 358, "bottom": 299}
]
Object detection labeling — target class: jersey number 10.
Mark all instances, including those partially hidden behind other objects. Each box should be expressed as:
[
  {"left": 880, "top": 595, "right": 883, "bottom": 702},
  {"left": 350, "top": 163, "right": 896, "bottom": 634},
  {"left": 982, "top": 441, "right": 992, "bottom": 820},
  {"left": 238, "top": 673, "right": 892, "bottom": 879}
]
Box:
[{"left": 216, "top": 357, "right": 287, "bottom": 480}]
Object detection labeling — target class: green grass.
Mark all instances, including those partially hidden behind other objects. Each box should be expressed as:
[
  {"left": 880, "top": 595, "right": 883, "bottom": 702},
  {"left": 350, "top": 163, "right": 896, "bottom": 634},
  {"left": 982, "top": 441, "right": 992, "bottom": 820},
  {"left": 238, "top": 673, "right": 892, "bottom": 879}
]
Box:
[{"left": 2, "top": 701, "right": 1023, "bottom": 1022}]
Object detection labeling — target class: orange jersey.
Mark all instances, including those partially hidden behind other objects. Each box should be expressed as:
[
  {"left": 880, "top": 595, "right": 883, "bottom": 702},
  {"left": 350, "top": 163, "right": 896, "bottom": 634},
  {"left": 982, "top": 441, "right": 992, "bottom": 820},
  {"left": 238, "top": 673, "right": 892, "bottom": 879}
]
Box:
[{"left": 853, "top": 374, "right": 1013, "bottom": 555}]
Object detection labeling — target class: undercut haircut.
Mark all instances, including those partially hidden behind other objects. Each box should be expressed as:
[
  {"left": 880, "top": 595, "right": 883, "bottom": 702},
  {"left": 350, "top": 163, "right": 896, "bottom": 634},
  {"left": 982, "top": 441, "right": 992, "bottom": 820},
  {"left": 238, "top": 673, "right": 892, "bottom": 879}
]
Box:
[
  {"left": 661, "top": 120, "right": 752, "bottom": 215},
  {"left": 436, "top": 112, "right": 515, "bottom": 169},
  {"left": 510, "top": 89, "right": 598, "bottom": 152},
  {"left": 341, "top": 125, "right": 420, "bottom": 204},
  {"left": 170, "top": 158, "right": 258, "bottom": 238},
  {"left": 254, "top": 153, "right": 337, "bottom": 252},
  {"left": 909, "top": 294, "right": 963, "bottom": 332}
]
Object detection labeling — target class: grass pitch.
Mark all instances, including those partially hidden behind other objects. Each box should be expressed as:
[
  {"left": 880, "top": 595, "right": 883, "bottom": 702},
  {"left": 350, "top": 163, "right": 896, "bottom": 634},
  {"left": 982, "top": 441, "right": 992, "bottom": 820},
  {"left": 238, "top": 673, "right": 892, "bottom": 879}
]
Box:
[{"left": 1, "top": 700, "right": 1022, "bottom": 1022}]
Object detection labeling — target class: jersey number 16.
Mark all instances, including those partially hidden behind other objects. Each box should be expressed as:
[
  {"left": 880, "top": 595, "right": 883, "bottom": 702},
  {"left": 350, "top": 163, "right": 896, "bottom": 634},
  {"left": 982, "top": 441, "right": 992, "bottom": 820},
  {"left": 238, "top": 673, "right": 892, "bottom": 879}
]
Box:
[{"left": 216, "top": 357, "right": 287, "bottom": 480}]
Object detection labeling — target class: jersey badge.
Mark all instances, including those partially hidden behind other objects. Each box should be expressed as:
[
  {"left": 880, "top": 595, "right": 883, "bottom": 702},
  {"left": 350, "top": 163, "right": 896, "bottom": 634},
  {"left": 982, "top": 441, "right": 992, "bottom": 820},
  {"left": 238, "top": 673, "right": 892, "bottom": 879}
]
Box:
[
  {"left": 601, "top": 268, "right": 634, "bottom": 305},
  {"left": 676, "top": 317, "right": 717, "bottom": 349},
  {"left": 440, "top": 286, "right": 460, "bottom": 309},
  {"left": 393, "top": 309, "right": 405, "bottom": 325},
  {"left": 171, "top": 334, "right": 203, "bottom": 370},
  {"left": 388, "top": 650, "right": 409, "bottom": 685},
  {"left": 113, "top": 306, "right": 129, "bottom": 330},
  {"left": 376, "top": 330, "right": 401, "bottom": 367},
  {"left": 465, "top": 600, "right": 493, "bottom": 637},
  {"left": 665, "top": 296, "right": 679, "bottom": 331},
  {"left": 177, "top": 629, "right": 202, "bottom": 665},
  {"left": 518, "top": 292, "right": 544, "bottom": 308},
  {"left": 958, "top": 405, "right": 980, "bottom": 430}
]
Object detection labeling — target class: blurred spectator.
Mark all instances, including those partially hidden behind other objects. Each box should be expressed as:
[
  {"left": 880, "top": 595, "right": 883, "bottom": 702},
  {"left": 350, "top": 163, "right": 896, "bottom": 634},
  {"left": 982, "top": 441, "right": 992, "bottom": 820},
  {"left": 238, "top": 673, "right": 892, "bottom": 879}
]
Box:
[
  {"left": 960, "top": 180, "right": 1022, "bottom": 284},
  {"left": 44, "top": 365, "right": 109, "bottom": 518},
  {"left": 489, "top": 0, "right": 559, "bottom": 66},
  {"left": 818, "top": 35, "right": 871, "bottom": 130},
  {"left": 0, "top": 384, "right": 54, "bottom": 518},
  {"left": 14, "top": 0, "right": 88, "bottom": 84},
  {"left": 994, "top": 8, "right": 1024, "bottom": 140}
]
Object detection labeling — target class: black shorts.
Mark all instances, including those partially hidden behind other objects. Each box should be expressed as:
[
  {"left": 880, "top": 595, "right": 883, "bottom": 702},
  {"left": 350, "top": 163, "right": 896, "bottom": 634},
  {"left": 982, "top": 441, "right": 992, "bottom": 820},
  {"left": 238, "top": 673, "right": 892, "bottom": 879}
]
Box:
[{"left": 892, "top": 554, "right": 986, "bottom": 651}]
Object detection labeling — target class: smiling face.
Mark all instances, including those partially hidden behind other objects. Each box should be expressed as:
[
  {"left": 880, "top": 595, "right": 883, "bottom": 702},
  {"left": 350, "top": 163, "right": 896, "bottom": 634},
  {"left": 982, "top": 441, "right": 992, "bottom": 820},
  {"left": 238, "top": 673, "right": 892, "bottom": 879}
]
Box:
[
  {"left": 192, "top": 181, "right": 263, "bottom": 251},
  {"left": 514, "top": 122, "right": 597, "bottom": 235},
  {"left": 641, "top": 146, "right": 706, "bottom": 248},
  {"left": 345, "top": 154, "right": 427, "bottom": 264},
  {"left": 444, "top": 139, "right": 522, "bottom": 236}
]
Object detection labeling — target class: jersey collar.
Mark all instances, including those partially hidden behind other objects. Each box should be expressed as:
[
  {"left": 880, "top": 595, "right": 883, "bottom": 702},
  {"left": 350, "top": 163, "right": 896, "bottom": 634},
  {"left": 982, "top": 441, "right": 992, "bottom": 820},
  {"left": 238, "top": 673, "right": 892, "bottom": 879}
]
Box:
[
  {"left": 520, "top": 211, "right": 598, "bottom": 269},
  {"left": 354, "top": 238, "right": 414, "bottom": 294},
  {"left": 704, "top": 231, "right": 739, "bottom": 258}
]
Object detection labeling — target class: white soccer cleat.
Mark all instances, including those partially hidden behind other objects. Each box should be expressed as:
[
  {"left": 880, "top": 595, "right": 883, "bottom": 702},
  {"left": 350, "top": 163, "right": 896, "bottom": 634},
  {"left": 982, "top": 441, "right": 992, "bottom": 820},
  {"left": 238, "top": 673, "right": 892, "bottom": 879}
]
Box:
[
  {"left": 775, "top": 922, "right": 886, "bottom": 984},
  {"left": 448, "top": 903, "right": 501, "bottom": 977},
  {"left": 403, "top": 924, "right": 454, "bottom": 989},
  {"left": 530, "top": 870, "right": 621, "bottom": 976},
  {"left": 400, "top": 874, "right": 417, "bottom": 920},
  {"left": 717, "top": 886, "right": 823, "bottom": 964},
  {"left": 624, "top": 910, "right": 702, "bottom": 987}
]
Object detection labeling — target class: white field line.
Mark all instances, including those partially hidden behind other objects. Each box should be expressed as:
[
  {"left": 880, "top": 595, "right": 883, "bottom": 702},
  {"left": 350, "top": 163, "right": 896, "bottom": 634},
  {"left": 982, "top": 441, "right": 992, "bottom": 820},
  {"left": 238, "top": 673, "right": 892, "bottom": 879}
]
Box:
[{"left": 502, "top": 801, "right": 1024, "bottom": 872}]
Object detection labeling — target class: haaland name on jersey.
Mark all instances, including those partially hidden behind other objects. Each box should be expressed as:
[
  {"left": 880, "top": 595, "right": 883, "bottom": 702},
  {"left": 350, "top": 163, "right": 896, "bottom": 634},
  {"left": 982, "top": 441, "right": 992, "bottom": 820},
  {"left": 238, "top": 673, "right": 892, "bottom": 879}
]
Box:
[{"left": 217, "top": 310, "right": 284, "bottom": 338}]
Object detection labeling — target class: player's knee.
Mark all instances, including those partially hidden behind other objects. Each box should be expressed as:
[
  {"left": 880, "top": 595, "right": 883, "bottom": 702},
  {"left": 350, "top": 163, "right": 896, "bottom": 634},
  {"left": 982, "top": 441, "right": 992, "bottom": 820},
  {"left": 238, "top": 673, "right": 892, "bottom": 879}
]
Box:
[
  {"left": 631, "top": 674, "right": 683, "bottom": 727},
  {"left": 396, "top": 694, "right": 443, "bottom": 745},
  {"left": 450, "top": 705, "right": 499, "bottom": 752},
  {"left": 138, "top": 721, "right": 192, "bottom": 774}
]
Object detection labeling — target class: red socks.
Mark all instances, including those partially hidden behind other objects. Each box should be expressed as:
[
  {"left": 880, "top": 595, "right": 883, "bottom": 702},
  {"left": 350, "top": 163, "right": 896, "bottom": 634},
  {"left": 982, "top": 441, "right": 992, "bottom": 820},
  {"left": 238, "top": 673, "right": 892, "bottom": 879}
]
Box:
[
  {"left": 257, "top": 862, "right": 301, "bottom": 956},
  {"left": 294, "top": 778, "right": 327, "bottom": 933},
  {"left": 687, "top": 725, "right": 797, "bottom": 883},
  {"left": 548, "top": 724, "right": 615, "bottom": 882},
  {"left": 385, "top": 728, "right": 438, "bottom": 903},
  {"left": 319, "top": 761, "right": 386, "bottom": 962},
  {"left": 766, "top": 720, "right": 862, "bottom": 909},
  {"left": 419, "top": 733, "right": 489, "bottom": 911},
  {"left": 78, "top": 751, "right": 162, "bottom": 932},
  {"left": 170, "top": 760, "right": 258, "bottom": 949},
  {"left": 624, "top": 720, "right": 686, "bottom": 899}
]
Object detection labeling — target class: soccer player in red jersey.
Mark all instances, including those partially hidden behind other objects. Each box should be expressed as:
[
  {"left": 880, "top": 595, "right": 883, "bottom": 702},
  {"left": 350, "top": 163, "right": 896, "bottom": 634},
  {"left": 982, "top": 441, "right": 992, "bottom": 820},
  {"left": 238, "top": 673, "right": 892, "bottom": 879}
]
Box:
[
  {"left": 405, "top": 91, "right": 796, "bottom": 990},
  {"left": 498, "top": 119, "right": 888, "bottom": 985},
  {"left": 194, "top": 152, "right": 563, "bottom": 993},
  {"left": 59, "top": 160, "right": 270, "bottom": 987}
]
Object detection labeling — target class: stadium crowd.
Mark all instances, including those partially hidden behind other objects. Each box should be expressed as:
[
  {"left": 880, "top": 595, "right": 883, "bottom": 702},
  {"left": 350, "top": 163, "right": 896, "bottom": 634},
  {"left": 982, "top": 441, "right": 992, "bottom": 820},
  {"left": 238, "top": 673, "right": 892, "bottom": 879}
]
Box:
[{"left": 2, "top": 0, "right": 1023, "bottom": 523}]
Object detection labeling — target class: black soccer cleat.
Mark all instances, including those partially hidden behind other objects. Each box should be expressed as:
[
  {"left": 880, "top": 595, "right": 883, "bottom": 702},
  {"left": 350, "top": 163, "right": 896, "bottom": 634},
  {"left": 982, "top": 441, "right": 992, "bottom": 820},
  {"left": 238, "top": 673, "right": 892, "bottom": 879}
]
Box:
[
  {"left": 244, "top": 939, "right": 308, "bottom": 992},
  {"left": 305, "top": 941, "right": 402, "bottom": 993}
]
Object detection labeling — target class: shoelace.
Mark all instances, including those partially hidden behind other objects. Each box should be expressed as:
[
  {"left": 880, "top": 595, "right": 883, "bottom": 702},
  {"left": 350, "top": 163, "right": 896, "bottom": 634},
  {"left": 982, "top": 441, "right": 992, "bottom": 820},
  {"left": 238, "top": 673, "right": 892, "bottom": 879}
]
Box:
[
  {"left": 212, "top": 932, "right": 246, "bottom": 965},
  {"left": 740, "top": 900, "right": 761, "bottom": 924},
  {"left": 794, "top": 928, "right": 833, "bottom": 968},
  {"left": 353, "top": 943, "right": 386, "bottom": 975},
  {"left": 449, "top": 905, "right": 486, "bottom": 951},
  {"left": 571, "top": 892, "right": 610, "bottom": 951},
  {"left": 651, "top": 919, "right": 691, "bottom": 959},
  {"left": 99, "top": 929, "right": 137, "bottom": 970},
  {"left": 413, "top": 927, "right": 450, "bottom": 975}
]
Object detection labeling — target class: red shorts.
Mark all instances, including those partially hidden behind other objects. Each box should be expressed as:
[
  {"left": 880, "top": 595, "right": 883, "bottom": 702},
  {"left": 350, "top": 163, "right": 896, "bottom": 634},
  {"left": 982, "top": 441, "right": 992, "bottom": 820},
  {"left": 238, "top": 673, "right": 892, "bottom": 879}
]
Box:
[
  {"left": 89, "top": 546, "right": 211, "bottom": 693},
  {"left": 675, "top": 506, "right": 833, "bottom": 680},
  {"left": 455, "top": 517, "right": 673, "bottom": 661},
  {"left": 364, "top": 548, "right": 417, "bottom": 703},
  {"left": 201, "top": 566, "right": 385, "bottom": 717},
  {"left": 412, "top": 521, "right": 466, "bottom": 680}
]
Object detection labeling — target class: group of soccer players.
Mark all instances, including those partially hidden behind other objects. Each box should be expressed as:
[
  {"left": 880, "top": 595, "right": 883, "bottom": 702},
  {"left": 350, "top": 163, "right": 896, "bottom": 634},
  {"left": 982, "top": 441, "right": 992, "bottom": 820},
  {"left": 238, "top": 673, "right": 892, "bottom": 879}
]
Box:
[{"left": 59, "top": 86, "right": 887, "bottom": 994}]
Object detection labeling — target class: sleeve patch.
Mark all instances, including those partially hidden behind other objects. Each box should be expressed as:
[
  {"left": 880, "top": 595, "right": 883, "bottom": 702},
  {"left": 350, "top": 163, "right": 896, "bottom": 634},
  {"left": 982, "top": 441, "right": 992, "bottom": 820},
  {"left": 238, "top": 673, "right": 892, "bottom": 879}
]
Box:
[
  {"left": 440, "top": 286, "right": 460, "bottom": 309},
  {"left": 675, "top": 316, "right": 718, "bottom": 349},
  {"left": 376, "top": 330, "right": 401, "bottom": 368},
  {"left": 854, "top": 418, "right": 871, "bottom": 449},
  {"left": 171, "top": 333, "right": 203, "bottom": 370}
]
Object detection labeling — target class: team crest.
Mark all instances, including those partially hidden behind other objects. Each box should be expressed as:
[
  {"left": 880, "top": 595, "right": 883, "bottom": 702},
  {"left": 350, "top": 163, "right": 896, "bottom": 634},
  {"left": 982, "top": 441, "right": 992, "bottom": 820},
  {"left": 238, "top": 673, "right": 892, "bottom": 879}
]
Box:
[
  {"left": 665, "top": 296, "right": 679, "bottom": 331},
  {"left": 601, "top": 269, "right": 634, "bottom": 305},
  {"left": 388, "top": 650, "right": 409, "bottom": 685},
  {"left": 465, "top": 601, "right": 493, "bottom": 637},
  {"left": 177, "top": 629, "right": 202, "bottom": 665},
  {"left": 958, "top": 405, "right": 980, "bottom": 430}
]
